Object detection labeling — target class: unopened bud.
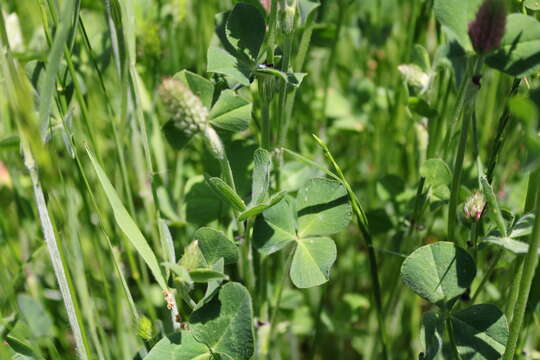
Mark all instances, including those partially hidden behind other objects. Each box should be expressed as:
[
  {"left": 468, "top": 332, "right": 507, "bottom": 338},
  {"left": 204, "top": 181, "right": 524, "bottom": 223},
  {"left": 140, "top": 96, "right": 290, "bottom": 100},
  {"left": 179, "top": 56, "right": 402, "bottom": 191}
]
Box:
[
  {"left": 280, "top": 4, "right": 296, "bottom": 36},
  {"left": 203, "top": 126, "right": 226, "bottom": 161},
  {"left": 468, "top": 0, "right": 506, "bottom": 54},
  {"left": 137, "top": 316, "right": 152, "bottom": 340},
  {"left": 159, "top": 78, "right": 208, "bottom": 137},
  {"left": 464, "top": 190, "right": 485, "bottom": 221}
]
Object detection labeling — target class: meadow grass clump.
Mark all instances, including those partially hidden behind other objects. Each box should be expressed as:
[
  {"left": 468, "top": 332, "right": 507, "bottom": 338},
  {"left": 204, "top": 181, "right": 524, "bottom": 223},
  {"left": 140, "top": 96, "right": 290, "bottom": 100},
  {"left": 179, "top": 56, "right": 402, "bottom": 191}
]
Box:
[{"left": 0, "top": 0, "right": 540, "bottom": 359}]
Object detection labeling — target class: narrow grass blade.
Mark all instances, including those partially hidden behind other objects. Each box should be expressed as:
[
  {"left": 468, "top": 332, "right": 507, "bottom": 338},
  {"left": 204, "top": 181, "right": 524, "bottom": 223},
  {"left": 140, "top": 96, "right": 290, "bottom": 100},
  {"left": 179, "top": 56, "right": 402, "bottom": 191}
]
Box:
[
  {"left": 86, "top": 146, "right": 167, "bottom": 290},
  {"left": 23, "top": 144, "right": 90, "bottom": 360},
  {"left": 38, "top": 0, "right": 74, "bottom": 139}
]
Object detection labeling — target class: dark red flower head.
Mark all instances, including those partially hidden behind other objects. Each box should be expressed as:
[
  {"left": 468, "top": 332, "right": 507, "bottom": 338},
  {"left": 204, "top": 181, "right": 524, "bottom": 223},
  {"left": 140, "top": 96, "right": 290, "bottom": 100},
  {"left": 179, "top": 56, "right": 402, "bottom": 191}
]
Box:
[{"left": 468, "top": 0, "right": 507, "bottom": 54}]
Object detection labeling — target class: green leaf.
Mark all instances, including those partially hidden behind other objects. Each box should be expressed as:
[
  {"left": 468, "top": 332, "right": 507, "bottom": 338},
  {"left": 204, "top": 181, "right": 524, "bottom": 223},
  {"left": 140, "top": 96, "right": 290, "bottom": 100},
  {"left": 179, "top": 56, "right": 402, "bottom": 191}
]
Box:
[
  {"left": 5, "top": 335, "right": 42, "bottom": 360},
  {"left": 163, "top": 263, "right": 193, "bottom": 286},
  {"left": 451, "top": 304, "right": 509, "bottom": 360},
  {"left": 174, "top": 70, "right": 215, "bottom": 109},
  {"left": 400, "top": 242, "right": 476, "bottom": 306},
  {"left": 486, "top": 14, "right": 540, "bottom": 77},
  {"left": 408, "top": 97, "right": 438, "bottom": 118},
  {"left": 186, "top": 179, "right": 229, "bottom": 226},
  {"left": 290, "top": 236, "right": 337, "bottom": 288},
  {"left": 525, "top": 0, "right": 540, "bottom": 10},
  {"left": 207, "top": 47, "right": 252, "bottom": 86},
  {"left": 194, "top": 227, "right": 239, "bottom": 265},
  {"left": 253, "top": 68, "right": 307, "bottom": 88},
  {"left": 421, "top": 312, "right": 444, "bottom": 360},
  {"left": 207, "top": 177, "right": 246, "bottom": 212},
  {"left": 253, "top": 197, "right": 296, "bottom": 255},
  {"left": 190, "top": 282, "right": 254, "bottom": 360},
  {"left": 250, "top": 148, "right": 271, "bottom": 205},
  {"left": 144, "top": 331, "right": 208, "bottom": 359},
  {"left": 17, "top": 294, "right": 53, "bottom": 338},
  {"left": 0, "top": 135, "right": 20, "bottom": 151},
  {"left": 297, "top": 178, "right": 352, "bottom": 238},
  {"left": 484, "top": 236, "right": 540, "bottom": 255},
  {"left": 239, "top": 191, "right": 286, "bottom": 221},
  {"left": 86, "top": 148, "right": 167, "bottom": 290},
  {"left": 420, "top": 159, "right": 452, "bottom": 187},
  {"left": 510, "top": 213, "right": 535, "bottom": 238},
  {"left": 433, "top": 0, "right": 483, "bottom": 52},
  {"left": 226, "top": 2, "right": 266, "bottom": 61},
  {"left": 189, "top": 269, "right": 227, "bottom": 283},
  {"left": 209, "top": 90, "right": 252, "bottom": 132},
  {"left": 39, "top": 0, "right": 75, "bottom": 138},
  {"left": 162, "top": 120, "right": 195, "bottom": 150}
]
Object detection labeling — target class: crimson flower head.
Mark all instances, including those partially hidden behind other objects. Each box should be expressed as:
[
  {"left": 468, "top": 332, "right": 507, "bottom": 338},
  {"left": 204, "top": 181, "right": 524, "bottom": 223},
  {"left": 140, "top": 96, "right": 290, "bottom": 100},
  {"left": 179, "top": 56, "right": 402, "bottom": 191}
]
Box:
[{"left": 468, "top": 0, "right": 507, "bottom": 54}]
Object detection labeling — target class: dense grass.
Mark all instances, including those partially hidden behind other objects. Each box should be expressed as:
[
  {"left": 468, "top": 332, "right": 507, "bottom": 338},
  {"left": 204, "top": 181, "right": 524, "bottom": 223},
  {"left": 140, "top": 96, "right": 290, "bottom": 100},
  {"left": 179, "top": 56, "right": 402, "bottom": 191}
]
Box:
[{"left": 1, "top": 0, "right": 539, "bottom": 359}]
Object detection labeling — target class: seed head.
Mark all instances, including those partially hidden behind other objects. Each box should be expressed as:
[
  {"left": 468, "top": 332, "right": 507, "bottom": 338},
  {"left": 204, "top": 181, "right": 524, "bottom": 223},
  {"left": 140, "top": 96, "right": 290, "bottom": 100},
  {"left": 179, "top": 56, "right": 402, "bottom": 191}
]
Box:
[
  {"left": 464, "top": 190, "right": 485, "bottom": 221},
  {"left": 159, "top": 78, "right": 209, "bottom": 137},
  {"left": 468, "top": 0, "right": 506, "bottom": 54}
]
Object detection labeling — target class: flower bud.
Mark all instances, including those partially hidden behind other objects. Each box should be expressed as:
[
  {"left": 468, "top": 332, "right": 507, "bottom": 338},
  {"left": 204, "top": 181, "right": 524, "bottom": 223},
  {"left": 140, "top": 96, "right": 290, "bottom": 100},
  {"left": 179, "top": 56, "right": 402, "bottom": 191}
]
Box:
[
  {"left": 464, "top": 190, "right": 485, "bottom": 221},
  {"left": 280, "top": 4, "right": 296, "bottom": 36},
  {"left": 203, "top": 126, "right": 226, "bottom": 161},
  {"left": 159, "top": 78, "right": 209, "bottom": 138},
  {"left": 137, "top": 315, "right": 153, "bottom": 341},
  {"left": 468, "top": 0, "right": 506, "bottom": 54}
]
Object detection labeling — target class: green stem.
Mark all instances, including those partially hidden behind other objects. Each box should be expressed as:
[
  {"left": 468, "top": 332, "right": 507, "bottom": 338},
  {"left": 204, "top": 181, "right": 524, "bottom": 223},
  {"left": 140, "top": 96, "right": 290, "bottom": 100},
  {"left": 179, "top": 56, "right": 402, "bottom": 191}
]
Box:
[
  {"left": 505, "top": 258, "right": 524, "bottom": 321},
  {"left": 447, "top": 57, "right": 483, "bottom": 244},
  {"left": 313, "top": 136, "right": 388, "bottom": 359},
  {"left": 446, "top": 311, "right": 462, "bottom": 360},
  {"left": 267, "top": 247, "right": 294, "bottom": 356},
  {"left": 502, "top": 169, "right": 540, "bottom": 360}
]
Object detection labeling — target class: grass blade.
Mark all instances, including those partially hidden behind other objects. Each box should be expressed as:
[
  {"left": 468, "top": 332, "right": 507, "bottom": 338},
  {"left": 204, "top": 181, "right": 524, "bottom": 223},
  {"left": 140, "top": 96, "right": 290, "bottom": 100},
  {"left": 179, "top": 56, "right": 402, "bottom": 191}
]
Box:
[
  {"left": 86, "top": 146, "right": 167, "bottom": 290},
  {"left": 38, "top": 0, "right": 74, "bottom": 139}
]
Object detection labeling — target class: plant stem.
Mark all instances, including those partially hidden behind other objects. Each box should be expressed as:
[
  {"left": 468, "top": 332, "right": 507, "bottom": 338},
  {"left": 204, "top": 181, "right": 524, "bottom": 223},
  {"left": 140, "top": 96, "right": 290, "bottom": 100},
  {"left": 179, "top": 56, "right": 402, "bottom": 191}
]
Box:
[
  {"left": 446, "top": 311, "right": 462, "bottom": 360},
  {"left": 267, "top": 247, "right": 294, "bottom": 356},
  {"left": 502, "top": 169, "right": 540, "bottom": 360},
  {"left": 313, "top": 135, "right": 389, "bottom": 359},
  {"left": 23, "top": 141, "right": 92, "bottom": 360},
  {"left": 447, "top": 57, "right": 483, "bottom": 244}
]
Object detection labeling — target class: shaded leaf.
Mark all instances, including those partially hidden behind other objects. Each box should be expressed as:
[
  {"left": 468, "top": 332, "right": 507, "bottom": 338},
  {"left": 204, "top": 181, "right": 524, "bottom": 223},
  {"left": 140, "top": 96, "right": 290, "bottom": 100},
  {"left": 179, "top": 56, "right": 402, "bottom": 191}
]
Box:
[
  {"left": 194, "top": 227, "right": 239, "bottom": 265},
  {"left": 226, "top": 3, "right": 265, "bottom": 61},
  {"left": 253, "top": 198, "right": 296, "bottom": 255},
  {"left": 174, "top": 70, "right": 214, "bottom": 109},
  {"left": 486, "top": 14, "right": 540, "bottom": 77},
  {"left": 209, "top": 90, "right": 252, "bottom": 132},
  {"left": 401, "top": 242, "right": 476, "bottom": 306},
  {"left": 451, "top": 304, "right": 509, "bottom": 360},
  {"left": 297, "top": 178, "right": 352, "bottom": 238},
  {"left": 190, "top": 282, "right": 254, "bottom": 360},
  {"left": 421, "top": 312, "right": 444, "bottom": 360},
  {"left": 207, "top": 47, "right": 252, "bottom": 86}
]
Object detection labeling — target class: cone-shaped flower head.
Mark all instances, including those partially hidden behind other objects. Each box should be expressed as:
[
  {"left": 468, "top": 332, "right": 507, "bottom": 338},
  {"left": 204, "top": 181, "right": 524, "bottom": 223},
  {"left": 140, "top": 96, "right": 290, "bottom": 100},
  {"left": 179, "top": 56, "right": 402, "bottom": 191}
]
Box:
[
  {"left": 159, "top": 78, "right": 209, "bottom": 137},
  {"left": 468, "top": 0, "right": 507, "bottom": 54}
]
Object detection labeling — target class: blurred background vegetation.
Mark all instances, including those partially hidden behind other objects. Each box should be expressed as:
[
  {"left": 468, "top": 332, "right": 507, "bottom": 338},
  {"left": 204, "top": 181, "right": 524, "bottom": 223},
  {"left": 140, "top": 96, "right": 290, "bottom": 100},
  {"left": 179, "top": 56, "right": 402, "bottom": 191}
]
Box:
[{"left": 0, "top": 0, "right": 539, "bottom": 359}]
